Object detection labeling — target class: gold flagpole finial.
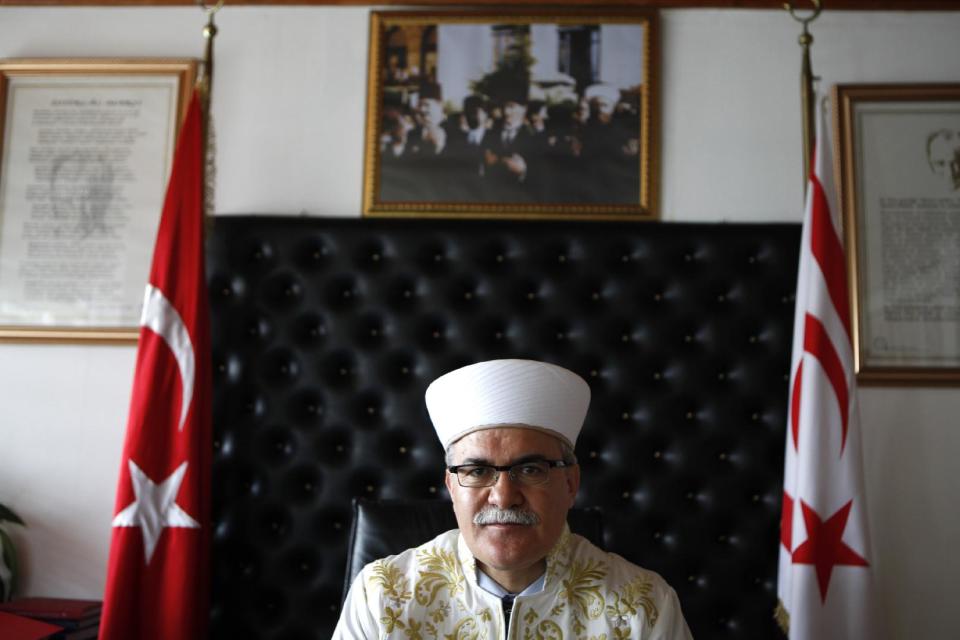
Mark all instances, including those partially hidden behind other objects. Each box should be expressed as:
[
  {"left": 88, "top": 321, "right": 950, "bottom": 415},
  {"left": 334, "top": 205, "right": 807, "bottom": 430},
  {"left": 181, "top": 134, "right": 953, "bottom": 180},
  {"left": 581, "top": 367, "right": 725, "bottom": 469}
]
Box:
[
  {"left": 784, "top": 0, "right": 822, "bottom": 192},
  {"left": 197, "top": 0, "right": 223, "bottom": 106}
]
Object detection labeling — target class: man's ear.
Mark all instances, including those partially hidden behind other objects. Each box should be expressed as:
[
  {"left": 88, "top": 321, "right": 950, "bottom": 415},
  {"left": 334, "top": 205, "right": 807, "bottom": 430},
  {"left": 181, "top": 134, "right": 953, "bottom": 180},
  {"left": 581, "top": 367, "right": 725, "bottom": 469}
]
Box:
[{"left": 444, "top": 467, "right": 455, "bottom": 495}]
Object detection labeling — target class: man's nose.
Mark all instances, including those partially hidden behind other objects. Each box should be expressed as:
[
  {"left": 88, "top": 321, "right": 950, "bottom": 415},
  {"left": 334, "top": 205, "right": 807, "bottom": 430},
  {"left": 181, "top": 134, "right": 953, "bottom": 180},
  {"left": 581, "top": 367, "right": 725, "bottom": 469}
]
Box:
[{"left": 487, "top": 469, "right": 524, "bottom": 507}]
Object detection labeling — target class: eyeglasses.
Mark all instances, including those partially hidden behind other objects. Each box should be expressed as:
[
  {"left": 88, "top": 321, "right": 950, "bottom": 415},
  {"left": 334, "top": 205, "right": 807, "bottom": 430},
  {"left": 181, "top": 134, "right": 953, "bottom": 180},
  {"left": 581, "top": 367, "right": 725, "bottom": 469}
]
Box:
[{"left": 447, "top": 460, "right": 572, "bottom": 488}]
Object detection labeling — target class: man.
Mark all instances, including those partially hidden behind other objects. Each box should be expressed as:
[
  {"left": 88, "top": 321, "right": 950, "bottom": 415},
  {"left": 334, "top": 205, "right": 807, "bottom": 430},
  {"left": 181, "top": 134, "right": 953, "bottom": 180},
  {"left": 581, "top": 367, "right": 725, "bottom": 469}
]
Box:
[
  {"left": 378, "top": 106, "right": 422, "bottom": 202},
  {"left": 406, "top": 82, "right": 448, "bottom": 158},
  {"left": 334, "top": 359, "right": 692, "bottom": 639},
  {"left": 389, "top": 82, "right": 457, "bottom": 202},
  {"left": 581, "top": 83, "right": 641, "bottom": 204},
  {"left": 531, "top": 100, "right": 592, "bottom": 204},
  {"left": 926, "top": 129, "right": 960, "bottom": 191},
  {"left": 455, "top": 94, "right": 493, "bottom": 148},
  {"left": 481, "top": 83, "right": 541, "bottom": 202},
  {"left": 527, "top": 99, "right": 549, "bottom": 135},
  {"left": 442, "top": 94, "right": 492, "bottom": 201}
]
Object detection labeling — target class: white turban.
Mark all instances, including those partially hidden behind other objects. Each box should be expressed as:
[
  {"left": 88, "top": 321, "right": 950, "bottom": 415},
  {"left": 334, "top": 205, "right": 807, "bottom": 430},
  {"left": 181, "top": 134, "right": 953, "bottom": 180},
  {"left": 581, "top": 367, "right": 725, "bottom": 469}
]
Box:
[{"left": 425, "top": 359, "right": 591, "bottom": 449}]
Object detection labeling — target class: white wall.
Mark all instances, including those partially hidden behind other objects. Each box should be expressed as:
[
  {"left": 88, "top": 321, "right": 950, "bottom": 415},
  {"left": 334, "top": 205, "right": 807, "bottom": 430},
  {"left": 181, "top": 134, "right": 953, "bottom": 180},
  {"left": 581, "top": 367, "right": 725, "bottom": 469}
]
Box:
[{"left": 0, "top": 7, "right": 958, "bottom": 638}]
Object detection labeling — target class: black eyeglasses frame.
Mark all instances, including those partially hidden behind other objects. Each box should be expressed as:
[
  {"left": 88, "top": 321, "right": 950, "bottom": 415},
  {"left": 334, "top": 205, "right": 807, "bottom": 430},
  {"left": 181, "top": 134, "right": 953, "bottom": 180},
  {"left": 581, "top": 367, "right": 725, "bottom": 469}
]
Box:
[{"left": 446, "top": 459, "right": 573, "bottom": 487}]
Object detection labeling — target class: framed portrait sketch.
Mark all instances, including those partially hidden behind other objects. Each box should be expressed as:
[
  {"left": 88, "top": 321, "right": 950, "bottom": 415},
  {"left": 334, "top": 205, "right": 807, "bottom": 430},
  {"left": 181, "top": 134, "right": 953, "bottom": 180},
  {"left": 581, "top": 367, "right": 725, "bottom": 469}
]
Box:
[
  {"left": 0, "top": 58, "right": 197, "bottom": 343},
  {"left": 363, "top": 9, "right": 658, "bottom": 220},
  {"left": 834, "top": 83, "right": 960, "bottom": 384}
]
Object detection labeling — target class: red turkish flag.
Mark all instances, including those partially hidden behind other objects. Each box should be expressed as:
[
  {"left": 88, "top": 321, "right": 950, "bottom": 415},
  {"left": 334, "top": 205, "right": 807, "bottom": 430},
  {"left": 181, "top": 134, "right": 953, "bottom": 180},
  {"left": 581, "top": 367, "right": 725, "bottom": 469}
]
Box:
[
  {"left": 776, "top": 95, "right": 881, "bottom": 639},
  {"left": 100, "top": 90, "right": 211, "bottom": 640}
]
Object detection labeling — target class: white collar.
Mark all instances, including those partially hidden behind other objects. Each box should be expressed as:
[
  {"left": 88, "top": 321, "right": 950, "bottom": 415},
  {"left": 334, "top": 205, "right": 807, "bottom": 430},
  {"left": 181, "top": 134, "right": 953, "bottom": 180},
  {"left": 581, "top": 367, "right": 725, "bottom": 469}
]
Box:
[
  {"left": 467, "top": 127, "right": 486, "bottom": 144},
  {"left": 476, "top": 567, "right": 546, "bottom": 598}
]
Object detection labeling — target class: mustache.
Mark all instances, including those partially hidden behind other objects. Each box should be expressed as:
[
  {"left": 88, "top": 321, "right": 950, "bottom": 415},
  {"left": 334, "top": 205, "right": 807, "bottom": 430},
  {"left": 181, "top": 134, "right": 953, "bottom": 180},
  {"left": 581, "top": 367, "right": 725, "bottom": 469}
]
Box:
[{"left": 473, "top": 507, "right": 541, "bottom": 526}]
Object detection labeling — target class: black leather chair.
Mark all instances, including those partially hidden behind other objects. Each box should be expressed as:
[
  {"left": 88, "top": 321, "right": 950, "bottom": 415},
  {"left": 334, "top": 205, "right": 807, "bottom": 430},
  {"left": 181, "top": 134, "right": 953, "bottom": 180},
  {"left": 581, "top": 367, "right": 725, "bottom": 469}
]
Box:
[
  {"left": 208, "top": 216, "right": 799, "bottom": 639},
  {"left": 342, "top": 497, "right": 605, "bottom": 600}
]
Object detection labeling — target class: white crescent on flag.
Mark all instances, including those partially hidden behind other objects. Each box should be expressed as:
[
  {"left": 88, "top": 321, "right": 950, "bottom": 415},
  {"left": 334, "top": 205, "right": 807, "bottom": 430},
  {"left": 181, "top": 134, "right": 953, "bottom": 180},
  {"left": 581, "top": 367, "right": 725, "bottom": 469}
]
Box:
[{"left": 140, "top": 284, "right": 195, "bottom": 431}]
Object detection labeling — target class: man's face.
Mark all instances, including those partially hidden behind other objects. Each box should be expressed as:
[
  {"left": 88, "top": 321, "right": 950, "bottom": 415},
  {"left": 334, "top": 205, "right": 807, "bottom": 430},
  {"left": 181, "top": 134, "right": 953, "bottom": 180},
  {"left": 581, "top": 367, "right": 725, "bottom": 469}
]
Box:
[
  {"left": 575, "top": 98, "right": 590, "bottom": 124},
  {"left": 465, "top": 104, "right": 487, "bottom": 130},
  {"left": 530, "top": 106, "right": 548, "bottom": 132},
  {"left": 444, "top": 427, "right": 579, "bottom": 578},
  {"left": 383, "top": 112, "right": 409, "bottom": 145},
  {"left": 418, "top": 98, "right": 444, "bottom": 127},
  {"left": 503, "top": 101, "right": 527, "bottom": 129},
  {"left": 928, "top": 133, "right": 960, "bottom": 190},
  {"left": 590, "top": 96, "right": 616, "bottom": 124}
]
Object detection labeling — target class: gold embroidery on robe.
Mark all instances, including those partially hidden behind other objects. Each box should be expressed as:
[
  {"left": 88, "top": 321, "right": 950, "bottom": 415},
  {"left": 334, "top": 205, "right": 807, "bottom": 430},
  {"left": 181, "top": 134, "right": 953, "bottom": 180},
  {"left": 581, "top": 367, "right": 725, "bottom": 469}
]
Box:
[
  {"left": 560, "top": 558, "right": 607, "bottom": 620},
  {"left": 335, "top": 527, "right": 690, "bottom": 640},
  {"left": 369, "top": 559, "right": 413, "bottom": 605},
  {"left": 445, "top": 616, "right": 487, "bottom": 640},
  {"left": 416, "top": 547, "right": 466, "bottom": 606},
  {"left": 606, "top": 575, "right": 659, "bottom": 629}
]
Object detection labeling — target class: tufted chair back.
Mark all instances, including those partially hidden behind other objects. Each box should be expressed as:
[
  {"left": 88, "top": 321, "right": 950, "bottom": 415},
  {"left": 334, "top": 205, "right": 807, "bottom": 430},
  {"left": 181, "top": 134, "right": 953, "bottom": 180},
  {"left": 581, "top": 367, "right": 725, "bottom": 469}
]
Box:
[{"left": 207, "top": 216, "right": 799, "bottom": 639}]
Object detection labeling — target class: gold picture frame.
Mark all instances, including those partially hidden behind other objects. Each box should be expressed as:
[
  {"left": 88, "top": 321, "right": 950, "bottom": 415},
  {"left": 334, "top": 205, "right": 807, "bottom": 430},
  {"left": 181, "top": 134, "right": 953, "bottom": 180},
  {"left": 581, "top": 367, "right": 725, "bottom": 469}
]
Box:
[
  {"left": 834, "top": 83, "right": 960, "bottom": 384},
  {"left": 0, "top": 58, "right": 197, "bottom": 343},
  {"left": 363, "top": 9, "right": 659, "bottom": 220}
]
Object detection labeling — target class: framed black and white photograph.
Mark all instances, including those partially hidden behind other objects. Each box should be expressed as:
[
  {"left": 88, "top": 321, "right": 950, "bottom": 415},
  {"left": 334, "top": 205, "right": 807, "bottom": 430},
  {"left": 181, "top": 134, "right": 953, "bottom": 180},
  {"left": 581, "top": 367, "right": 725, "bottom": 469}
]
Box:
[
  {"left": 834, "top": 83, "right": 960, "bottom": 384},
  {"left": 0, "top": 58, "right": 197, "bottom": 343},
  {"left": 363, "top": 9, "right": 658, "bottom": 220}
]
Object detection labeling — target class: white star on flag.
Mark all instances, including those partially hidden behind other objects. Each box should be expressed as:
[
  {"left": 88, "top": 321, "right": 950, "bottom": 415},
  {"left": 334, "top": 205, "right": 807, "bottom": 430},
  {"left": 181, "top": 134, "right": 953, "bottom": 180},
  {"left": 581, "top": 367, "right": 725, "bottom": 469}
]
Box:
[{"left": 112, "top": 459, "right": 200, "bottom": 563}]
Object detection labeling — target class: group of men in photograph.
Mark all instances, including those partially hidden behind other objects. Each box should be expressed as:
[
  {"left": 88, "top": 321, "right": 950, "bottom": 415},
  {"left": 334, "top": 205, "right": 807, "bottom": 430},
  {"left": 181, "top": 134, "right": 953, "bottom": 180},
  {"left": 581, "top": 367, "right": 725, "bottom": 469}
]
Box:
[{"left": 378, "top": 80, "right": 642, "bottom": 205}]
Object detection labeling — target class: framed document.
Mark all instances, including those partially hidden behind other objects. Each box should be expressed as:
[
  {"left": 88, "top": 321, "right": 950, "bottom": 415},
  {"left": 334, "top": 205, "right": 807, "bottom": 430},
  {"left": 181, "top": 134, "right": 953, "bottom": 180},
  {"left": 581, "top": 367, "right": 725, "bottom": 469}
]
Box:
[
  {"left": 834, "top": 83, "right": 960, "bottom": 384},
  {"left": 0, "top": 58, "right": 197, "bottom": 343},
  {"left": 363, "top": 9, "right": 658, "bottom": 220}
]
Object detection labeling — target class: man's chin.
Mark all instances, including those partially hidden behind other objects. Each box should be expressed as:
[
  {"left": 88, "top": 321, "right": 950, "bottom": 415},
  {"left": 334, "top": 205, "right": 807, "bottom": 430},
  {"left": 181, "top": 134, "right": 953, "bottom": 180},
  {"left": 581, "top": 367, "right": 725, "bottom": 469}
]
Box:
[
  {"left": 475, "top": 542, "right": 547, "bottom": 578},
  {"left": 475, "top": 523, "right": 541, "bottom": 552}
]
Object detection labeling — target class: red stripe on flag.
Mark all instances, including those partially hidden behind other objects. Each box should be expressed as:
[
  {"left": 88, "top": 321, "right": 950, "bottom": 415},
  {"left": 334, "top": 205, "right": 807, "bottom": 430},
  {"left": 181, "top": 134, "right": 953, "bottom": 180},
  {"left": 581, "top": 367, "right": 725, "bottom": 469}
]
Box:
[
  {"left": 809, "top": 173, "right": 852, "bottom": 338},
  {"left": 803, "top": 313, "right": 849, "bottom": 454},
  {"left": 790, "top": 361, "right": 803, "bottom": 451},
  {"left": 781, "top": 490, "right": 794, "bottom": 552}
]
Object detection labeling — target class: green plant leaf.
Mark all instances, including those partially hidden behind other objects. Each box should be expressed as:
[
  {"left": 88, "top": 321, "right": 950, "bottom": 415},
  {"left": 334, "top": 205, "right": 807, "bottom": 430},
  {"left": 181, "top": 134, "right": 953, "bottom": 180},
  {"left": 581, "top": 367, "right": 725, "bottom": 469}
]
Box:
[{"left": 0, "top": 504, "right": 25, "bottom": 526}]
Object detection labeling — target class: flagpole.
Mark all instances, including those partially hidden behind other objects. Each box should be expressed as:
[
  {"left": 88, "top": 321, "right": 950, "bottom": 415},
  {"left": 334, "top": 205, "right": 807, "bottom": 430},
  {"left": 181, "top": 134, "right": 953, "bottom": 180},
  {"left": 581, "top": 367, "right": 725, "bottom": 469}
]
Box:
[
  {"left": 784, "top": 0, "right": 822, "bottom": 193},
  {"left": 198, "top": 0, "right": 222, "bottom": 222},
  {"left": 198, "top": 1, "right": 222, "bottom": 116}
]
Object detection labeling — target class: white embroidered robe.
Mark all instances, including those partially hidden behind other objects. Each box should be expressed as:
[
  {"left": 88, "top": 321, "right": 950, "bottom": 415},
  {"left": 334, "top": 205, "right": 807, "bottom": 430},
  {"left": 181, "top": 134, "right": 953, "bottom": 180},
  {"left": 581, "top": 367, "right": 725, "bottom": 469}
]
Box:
[{"left": 333, "top": 526, "right": 693, "bottom": 640}]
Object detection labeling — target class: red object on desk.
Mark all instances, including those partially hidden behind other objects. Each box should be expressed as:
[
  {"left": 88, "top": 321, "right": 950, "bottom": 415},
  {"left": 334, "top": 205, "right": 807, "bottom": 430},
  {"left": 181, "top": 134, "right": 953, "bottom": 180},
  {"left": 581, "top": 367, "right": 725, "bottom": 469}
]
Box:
[
  {"left": 0, "top": 597, "right": 102, "bottom": 620},
  {"left": 0, "top": 610, "right": 64, "bottom": 639}
]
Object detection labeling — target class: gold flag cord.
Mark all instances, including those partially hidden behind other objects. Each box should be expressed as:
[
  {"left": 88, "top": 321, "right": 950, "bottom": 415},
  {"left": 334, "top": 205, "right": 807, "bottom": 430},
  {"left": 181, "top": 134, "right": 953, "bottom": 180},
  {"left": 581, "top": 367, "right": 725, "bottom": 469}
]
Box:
[
  {"left": 774, "top": 598, "right": 791, "bottom": 635},
  {"left": 785, "top": 0, "right": 822, "bottom": 193}
]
